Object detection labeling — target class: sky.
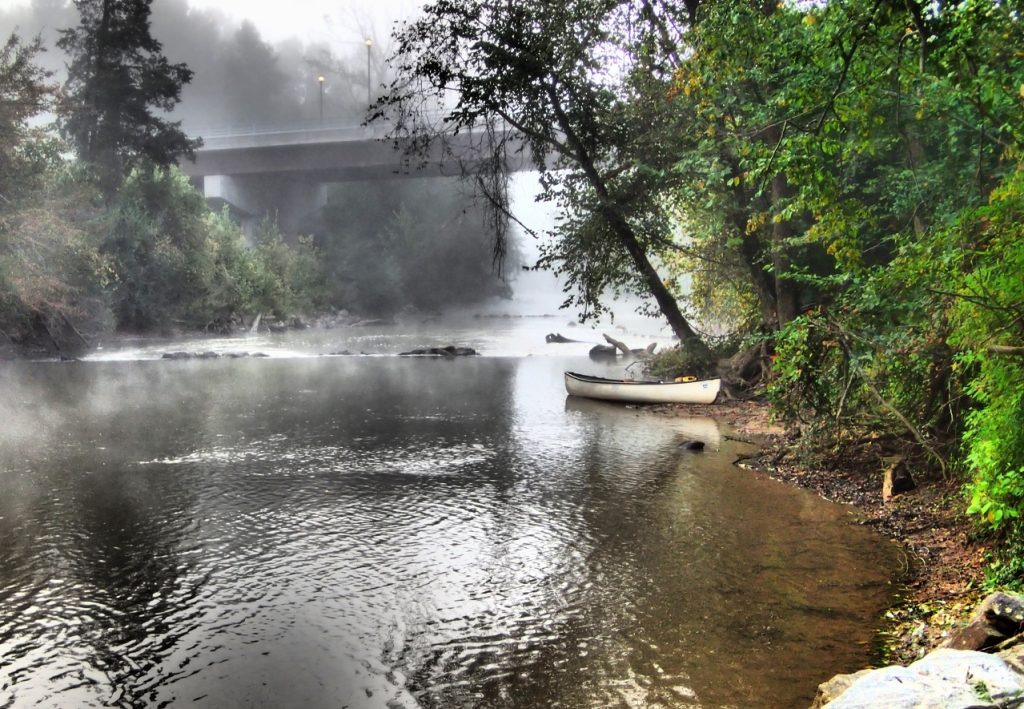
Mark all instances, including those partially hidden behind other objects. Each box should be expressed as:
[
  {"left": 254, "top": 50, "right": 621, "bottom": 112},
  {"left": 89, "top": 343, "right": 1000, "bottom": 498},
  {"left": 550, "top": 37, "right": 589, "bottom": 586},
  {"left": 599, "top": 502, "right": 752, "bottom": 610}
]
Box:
[
  {"left": 0, "top": 0, "right": 423, "bottom": 45},
  {"left": 182, "top": 0, "right": 422, "bottom": 44},
  {"left": 0, "top": 0, "right": 429, "bottom": 129}
]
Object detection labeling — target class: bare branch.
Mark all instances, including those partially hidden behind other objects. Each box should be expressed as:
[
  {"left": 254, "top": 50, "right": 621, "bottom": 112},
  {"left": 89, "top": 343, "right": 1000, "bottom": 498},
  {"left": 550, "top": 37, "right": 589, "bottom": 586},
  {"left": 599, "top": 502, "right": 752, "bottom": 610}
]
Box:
[{"left": 987, "top": 345, "right": 1024, "bottom": 357}]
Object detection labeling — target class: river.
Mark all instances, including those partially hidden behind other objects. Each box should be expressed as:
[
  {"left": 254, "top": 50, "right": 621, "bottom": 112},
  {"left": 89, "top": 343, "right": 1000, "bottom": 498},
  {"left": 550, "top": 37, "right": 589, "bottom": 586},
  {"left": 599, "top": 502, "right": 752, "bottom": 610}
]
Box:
[{"left": 0, "top": 313, "right": 898, "bottom": 708}]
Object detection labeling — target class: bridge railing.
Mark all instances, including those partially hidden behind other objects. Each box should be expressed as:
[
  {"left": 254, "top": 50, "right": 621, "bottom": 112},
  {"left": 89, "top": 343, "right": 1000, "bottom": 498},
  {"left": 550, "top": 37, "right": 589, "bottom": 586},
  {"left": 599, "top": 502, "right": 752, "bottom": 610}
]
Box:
[
  {"left": 188, "top": 113, "right": 510, "bottom": 151},
  {"left": 189, "top": 119, "right": 390, "bottom": 150}
]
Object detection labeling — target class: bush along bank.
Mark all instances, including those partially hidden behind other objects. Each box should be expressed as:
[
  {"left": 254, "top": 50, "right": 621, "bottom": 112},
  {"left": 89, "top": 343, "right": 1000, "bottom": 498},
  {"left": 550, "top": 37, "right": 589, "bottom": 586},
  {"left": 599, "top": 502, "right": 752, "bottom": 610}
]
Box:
[{"left": 0, "top": 168, "right": 331, "bottom": 360}]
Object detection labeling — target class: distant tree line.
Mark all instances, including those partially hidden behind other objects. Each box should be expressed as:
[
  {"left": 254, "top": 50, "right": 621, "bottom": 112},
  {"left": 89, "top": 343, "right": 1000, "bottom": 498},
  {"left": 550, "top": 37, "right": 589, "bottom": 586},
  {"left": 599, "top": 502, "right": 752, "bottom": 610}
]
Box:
[
  {"left": 376, "top": 0, "right": 1024, "bottom": 580},
  {"left": 317, "top": 179, "right": 514, "bottom": 317}
]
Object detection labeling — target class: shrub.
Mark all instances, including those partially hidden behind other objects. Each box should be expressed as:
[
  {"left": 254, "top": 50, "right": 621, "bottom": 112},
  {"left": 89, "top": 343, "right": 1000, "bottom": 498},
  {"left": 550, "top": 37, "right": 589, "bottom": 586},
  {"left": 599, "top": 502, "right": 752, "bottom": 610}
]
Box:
[{"left": 644, "top": 333, "right": 741, "bottom": 380}]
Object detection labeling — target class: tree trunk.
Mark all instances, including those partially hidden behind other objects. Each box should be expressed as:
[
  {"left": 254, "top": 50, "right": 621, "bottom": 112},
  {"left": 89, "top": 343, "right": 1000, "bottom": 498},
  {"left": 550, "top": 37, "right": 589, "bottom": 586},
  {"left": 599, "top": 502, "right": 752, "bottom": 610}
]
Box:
[
  {"left": 599, "top": 201, "right": 710, "bottom": 356},
  {"left": 730, "top": 208, "right": 778, "bottom": 327},
  {"left": 94, "top": 0, "right": 122, "bottom": 199},
  {"left": 771, "top": 173, "right": 799, "bottom": 326},
  {"left": 903, "top": 124, "right": 928, "bottom": 237},
  {"left": 546, "top": 84, "right": 711, "bottom": 358}
]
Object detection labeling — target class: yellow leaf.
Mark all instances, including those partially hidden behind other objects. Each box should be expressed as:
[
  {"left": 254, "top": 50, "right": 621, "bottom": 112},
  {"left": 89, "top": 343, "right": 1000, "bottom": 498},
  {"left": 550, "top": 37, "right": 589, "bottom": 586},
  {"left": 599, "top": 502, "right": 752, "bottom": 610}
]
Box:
[{"left": 804, "top": 14, "right": 817, "bottom": 26}]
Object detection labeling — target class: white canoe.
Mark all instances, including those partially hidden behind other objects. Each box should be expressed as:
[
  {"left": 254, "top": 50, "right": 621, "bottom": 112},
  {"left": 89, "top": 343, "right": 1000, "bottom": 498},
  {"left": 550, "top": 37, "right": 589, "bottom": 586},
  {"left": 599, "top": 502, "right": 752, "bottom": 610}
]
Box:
[{"left": 564, "top": 371, "right": 721, "bottom": 405}]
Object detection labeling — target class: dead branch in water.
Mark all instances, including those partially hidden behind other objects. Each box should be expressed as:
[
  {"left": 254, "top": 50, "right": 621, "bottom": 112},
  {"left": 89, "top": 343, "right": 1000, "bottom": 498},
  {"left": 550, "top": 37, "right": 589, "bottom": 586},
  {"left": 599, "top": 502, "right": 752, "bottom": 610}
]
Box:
[{"left": 604, "top": 333, "right": 657, "bottom": 358}]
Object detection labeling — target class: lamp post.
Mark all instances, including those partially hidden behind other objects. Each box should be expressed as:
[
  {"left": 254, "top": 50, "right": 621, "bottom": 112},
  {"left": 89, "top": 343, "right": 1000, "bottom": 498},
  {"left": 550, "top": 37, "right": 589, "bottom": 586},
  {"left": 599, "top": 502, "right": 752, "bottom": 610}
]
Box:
[
  {"left": 364, "top": 39, "right": 372, "bottom": 106},
  {"left": 317, "top": 74, "right": 325, "bottom": 125}
]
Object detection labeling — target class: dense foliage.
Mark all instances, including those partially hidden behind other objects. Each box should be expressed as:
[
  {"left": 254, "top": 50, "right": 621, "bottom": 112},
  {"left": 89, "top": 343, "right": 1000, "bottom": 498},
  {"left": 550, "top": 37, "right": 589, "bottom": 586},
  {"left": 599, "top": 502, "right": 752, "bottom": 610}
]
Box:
[
  {"left": 0, "top": 0, "right": 512, "bottom": 358},
  {"left": 735, "top": 0, "right": 1024, "bottom": 578},
  {"left": 949, "top": 173, "right": 1024, "bottom": 584},
  {"left": 103, "top": 168, "right": 328, "bottom": 332},
  {"left": 0, "top": 33, "right": 106, "bottom": 352},
  {"left": 0, "top": 34, "right": 59, "bottom": 204},
  {"left": 0, "top": 159, "right": 329, "bottom": 352}
]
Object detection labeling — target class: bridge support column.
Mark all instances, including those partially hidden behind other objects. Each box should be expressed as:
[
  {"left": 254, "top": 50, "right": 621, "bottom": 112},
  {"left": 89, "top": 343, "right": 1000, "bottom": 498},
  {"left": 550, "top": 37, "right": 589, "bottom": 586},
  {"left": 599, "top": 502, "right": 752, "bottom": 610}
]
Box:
[{"left": 200, "top": 174, "right": 328, "bottom": 239}]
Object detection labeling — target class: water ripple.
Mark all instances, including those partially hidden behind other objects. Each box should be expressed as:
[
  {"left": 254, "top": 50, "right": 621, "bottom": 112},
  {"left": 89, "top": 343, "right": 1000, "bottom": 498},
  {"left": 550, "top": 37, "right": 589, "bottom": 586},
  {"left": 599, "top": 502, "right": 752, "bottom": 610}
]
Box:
[{"left": 0, "top": 356, "right": 897, "bottom": 708}]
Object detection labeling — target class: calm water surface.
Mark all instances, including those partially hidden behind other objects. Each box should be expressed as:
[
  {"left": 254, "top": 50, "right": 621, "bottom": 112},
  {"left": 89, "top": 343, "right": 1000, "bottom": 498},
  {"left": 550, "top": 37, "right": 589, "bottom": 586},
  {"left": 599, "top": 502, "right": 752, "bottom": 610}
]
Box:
[{"left": 0, "top": 330, "right": 898, "bottom": 708}]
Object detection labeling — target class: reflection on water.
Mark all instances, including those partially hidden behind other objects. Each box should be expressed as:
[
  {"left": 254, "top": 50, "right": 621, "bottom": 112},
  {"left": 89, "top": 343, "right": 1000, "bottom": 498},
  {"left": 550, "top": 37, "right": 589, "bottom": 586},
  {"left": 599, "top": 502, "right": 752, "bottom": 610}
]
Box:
[{"left": 0, "top": 356, "right": 896, "bottom": 708}]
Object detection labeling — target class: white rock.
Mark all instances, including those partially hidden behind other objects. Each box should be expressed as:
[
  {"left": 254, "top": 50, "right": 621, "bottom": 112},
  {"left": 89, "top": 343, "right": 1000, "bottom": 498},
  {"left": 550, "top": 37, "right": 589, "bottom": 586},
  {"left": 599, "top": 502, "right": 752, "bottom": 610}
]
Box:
[{"left": 825, "top": 648, "right": 1024, "bottom": 708}]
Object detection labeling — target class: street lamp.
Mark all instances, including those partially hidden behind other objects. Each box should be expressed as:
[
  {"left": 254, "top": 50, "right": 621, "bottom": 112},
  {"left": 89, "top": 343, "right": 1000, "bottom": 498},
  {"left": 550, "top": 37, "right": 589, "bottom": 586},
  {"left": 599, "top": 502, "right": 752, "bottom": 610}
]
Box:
[
  {"left": 364, "top": 39, "right": 372, "bottom": 105},
  {"left": 317, "top": 74, "right": 325, "bottom": 125}
]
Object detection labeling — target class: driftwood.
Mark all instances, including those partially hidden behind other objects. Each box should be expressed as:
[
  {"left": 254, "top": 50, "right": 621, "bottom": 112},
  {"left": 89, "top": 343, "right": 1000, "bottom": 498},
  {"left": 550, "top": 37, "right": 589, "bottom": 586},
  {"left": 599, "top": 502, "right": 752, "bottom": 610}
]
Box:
[
  {"left": 882, "top": 456, "right": 916, "bottom": 502},
  {"left": 603, "top": 334, "right": 657, "bottom": 358},
  {"left": 988, "top": 345, "right": 1024, "bottom": 356}
]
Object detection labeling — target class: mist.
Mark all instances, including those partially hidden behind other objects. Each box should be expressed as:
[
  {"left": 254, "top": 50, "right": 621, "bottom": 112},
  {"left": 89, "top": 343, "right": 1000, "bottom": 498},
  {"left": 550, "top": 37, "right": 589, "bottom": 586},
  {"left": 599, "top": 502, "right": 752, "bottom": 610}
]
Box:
[{"left": 0, "top": 0, "right": 541, "bottom": 319}]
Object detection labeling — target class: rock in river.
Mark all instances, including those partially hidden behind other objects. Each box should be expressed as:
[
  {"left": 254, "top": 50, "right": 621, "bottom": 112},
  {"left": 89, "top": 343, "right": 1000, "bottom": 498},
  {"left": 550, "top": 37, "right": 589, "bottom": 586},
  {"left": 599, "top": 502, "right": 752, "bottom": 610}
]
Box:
[
  {"left": 814, "top": 648, "right": 1024, "bottom": 708},
  {"left": 545, "top": 333, "right": 581, "bottom": 343},
  {"left": 162, "top": 351, "right": 269, "bottom": 360},
  {"left": 399, "top": 345, "right": 478, "bottom": 357}
]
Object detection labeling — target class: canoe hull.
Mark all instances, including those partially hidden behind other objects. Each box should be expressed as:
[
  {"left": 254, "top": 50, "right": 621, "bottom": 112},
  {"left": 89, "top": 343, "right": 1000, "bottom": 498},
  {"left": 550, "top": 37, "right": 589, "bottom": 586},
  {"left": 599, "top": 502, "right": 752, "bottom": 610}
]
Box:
[{"left": 564, "top": 372, "right": 721, "bottom": 405}]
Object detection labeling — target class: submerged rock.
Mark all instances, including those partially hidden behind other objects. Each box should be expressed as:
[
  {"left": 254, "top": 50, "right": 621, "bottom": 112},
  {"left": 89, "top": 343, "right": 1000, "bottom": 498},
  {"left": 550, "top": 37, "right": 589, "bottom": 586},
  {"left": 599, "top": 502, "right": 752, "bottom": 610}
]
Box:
[
  {"left": 588, "top": 344, "right": 618, "bottom": 359},
  {"left": 399, "top": 345, "right": 478, "bottom": 357},
  {"left": 161, "top": 350, "right": 220, "bottom": 360},
  {"left": 161, "top": 351, "right": 269, "bottom": 360},
  {"left": 545, "top": 333, "right": 581, "bottom": 343}
]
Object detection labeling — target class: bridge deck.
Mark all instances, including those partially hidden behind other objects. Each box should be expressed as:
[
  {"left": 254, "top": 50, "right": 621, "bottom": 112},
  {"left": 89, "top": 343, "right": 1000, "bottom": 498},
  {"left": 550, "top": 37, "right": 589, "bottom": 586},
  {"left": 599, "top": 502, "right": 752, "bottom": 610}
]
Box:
[{"left": 181, "top": 122, "right": 522, "bottom": 182}]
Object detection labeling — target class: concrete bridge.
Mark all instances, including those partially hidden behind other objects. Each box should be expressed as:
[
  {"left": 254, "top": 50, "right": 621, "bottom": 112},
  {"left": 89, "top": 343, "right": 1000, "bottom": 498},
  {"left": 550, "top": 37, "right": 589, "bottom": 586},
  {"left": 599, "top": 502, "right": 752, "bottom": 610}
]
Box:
[{"left": 180, "top": 121, "right": 533, "bottom": 234}]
